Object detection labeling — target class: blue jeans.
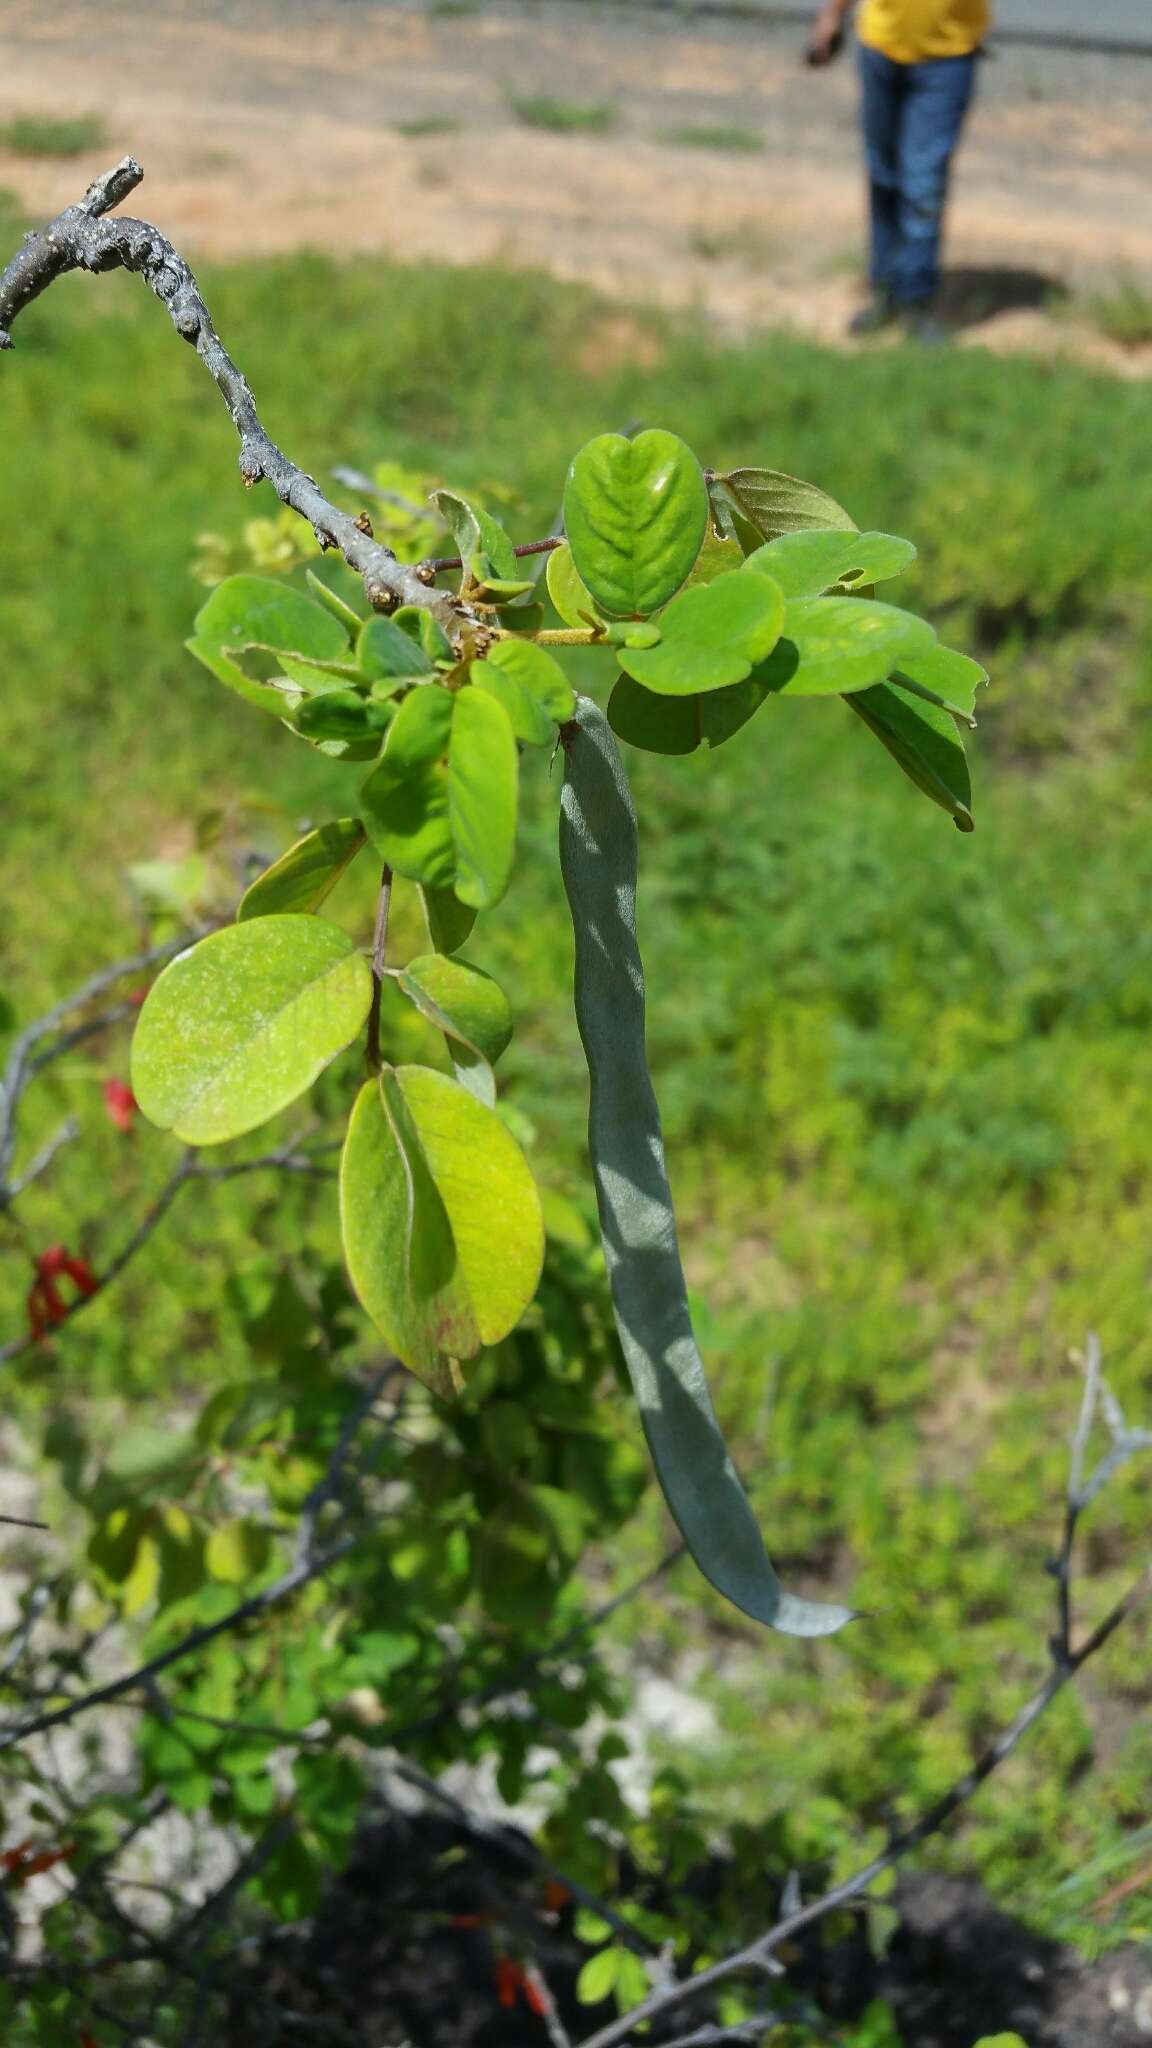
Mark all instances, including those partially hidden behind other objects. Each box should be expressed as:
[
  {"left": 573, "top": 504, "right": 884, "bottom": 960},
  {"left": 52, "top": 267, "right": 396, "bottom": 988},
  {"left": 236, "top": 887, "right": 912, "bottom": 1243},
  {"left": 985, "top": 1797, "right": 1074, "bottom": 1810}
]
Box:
[{"left": 858, "top": 41, "right": 977, "bottom": 307}]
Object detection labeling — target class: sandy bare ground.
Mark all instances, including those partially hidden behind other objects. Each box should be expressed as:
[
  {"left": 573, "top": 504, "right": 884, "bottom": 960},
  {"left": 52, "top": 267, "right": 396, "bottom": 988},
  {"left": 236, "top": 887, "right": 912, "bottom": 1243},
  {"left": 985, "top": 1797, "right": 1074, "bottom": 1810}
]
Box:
[{"left": 2, "top": 0, "right": 1151, "bottom": 370}]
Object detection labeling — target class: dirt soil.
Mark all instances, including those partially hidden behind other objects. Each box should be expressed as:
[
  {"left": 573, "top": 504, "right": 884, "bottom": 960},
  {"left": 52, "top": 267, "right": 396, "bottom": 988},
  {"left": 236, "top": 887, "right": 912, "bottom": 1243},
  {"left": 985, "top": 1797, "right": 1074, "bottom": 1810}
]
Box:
[
  {"left": 3, "top": 0, "right": 1152, "bottom": 373},
  {"left": 221, "top": 1807, "right": 1152, "bottom": 2047}
]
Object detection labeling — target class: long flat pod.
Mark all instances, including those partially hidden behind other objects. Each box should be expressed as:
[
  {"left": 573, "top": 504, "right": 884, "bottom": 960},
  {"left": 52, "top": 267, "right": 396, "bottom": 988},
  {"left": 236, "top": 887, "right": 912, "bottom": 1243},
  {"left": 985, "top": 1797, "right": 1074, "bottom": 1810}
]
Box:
[{"left": 559, "top": 697, "right": 853, "bottom": 1638}]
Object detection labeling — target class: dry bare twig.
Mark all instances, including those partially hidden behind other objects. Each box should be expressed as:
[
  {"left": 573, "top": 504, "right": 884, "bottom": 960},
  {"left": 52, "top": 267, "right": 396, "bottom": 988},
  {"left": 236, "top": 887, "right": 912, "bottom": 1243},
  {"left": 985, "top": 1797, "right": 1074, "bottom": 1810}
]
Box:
[
  {"left": 0, "top": 161, "right": 471, "bottom": 632},
  {"left": 575, "top": 1341, "right": 1152, "bottom": 2048}
]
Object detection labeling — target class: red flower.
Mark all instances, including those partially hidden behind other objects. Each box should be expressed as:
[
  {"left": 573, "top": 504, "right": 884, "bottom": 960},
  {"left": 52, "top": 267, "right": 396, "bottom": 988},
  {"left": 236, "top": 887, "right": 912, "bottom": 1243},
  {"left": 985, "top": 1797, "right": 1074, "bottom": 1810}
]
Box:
[
  {"left": 103, "top": 1078, "right": 137, "bottom": 1132},
  {"left": 27, "top": 1247, "right": 99, "bottom": 1338},
  {"left": 1, "top": 1838, "right": 76, "bottom": 1886},
  {"left": 494, "top": 1956, "right": 525, "bottom": 2009}
]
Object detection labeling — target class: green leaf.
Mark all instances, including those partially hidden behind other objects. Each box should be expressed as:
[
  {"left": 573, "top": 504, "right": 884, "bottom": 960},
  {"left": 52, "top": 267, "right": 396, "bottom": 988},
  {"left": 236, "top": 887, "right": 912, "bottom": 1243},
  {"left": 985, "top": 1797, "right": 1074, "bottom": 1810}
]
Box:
[
  {"left": 449, "top": 686, "right": 518, "bottom": 909},
  {"left": 430, "top": 488, "right": 518, "bottom": 582},
  {"left": 357, "top": 614, "right": 435, "bottom": 685},
  {"left": 205, "top": 1520, "right": 272, "bottom": 1585},
  {"left": 563, "top": 430, "right": 709, "bottom": 618},
  {"left": 683, "top": 532, "right": 745, "bottom": 588},
  {"left": 608, "top": 669, "right": 772, "bottom": 755},
  {"left": 546, "top": 541, "right": 603, "bottom": 628},
  {"left": 617, "top": 571, "right": 784, "bottom": 696},
  {"left": 305, "top": 567, "right": 366, "bottom": 631},
  {"left": 576, "top": 1947, "right": 622, "bottom": 2005},
  {"left": 559, "top": 697, "right": 853, "bottom": 1637},
  {"left": 396, "top": 952, "right": 513, "bottom": 1104},
  {"left": 238, "top": 820, "right": 367, "bottom": 921},
  {"left": 359, "top": 685, "right": 455, "bottom": 887},
  {"left": 292, "top": 689, "right": 393, "bottom": 743},
  {"left": 890, "top": 642, "right": 988, "bottom": 722},
  {"left": 339, "top": 1066, "right": 544, "bottom": 1397},
  {"left": 472, "top": 638, "right": 574, "bottom": 744},
  {"left": 744, "top": 527, "right": 917, "bottom": 599},
  {"left": 392, "top": 605, "right": 454, "bottom": 665},
  {"left": 399, "top": 953, "right": 512, "bottom": 1067},
  {"left": 849, "top": 679, "right": 974, "bottom": 832},
  {"left": 420, "top": 884, "right": 477, "bottom": 956},
  {"left": 755, "top": 595, "right": 936, "bottom": 697},
  {"left": 131, "top": 916, "right": 373, "bottom": 1145},
  {"left": 186, "top": 576, "right": 351, "bottom": 714},
  {"left": 709, "top": 466, "right": 855, "bottom": 546}
]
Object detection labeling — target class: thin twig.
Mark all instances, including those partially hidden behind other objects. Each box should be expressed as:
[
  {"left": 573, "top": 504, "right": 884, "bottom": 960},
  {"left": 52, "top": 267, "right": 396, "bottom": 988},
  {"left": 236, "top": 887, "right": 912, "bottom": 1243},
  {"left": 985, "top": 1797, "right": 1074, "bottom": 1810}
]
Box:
[
  {"left": 386, "top": 1542, "right": 686, "bottom": 1748},
  {"left": 576, "top": 1349, "right": 1152, "bottom": 2048},
  {"left": 525, "top": 1960, "right": 575, "bottom": 2048},
  {"left": 0, "top": 161, "right": 468, "bottom": 633},
  {"left": 5, "top": 1117, "right": 80, "bottom": 1200},
  {"left": 0, "top": 1535, "right": 354, "bottom": 1753},
  {"left": 0, "top": 929, "right": 199, "bottom": 1195},
  {"left": 0, "top": 1353, "right": 396, "bottom": 1751},
  {"left": 0, "top": 1138, "right": 339, "bottom": 1367},
  {"left": 295, "top": 1363, "right": 399, "bottom": 1569},
  {"left": 420, "top": 534, "right": 564, "bottom": 576},
  {"left": 390, "top": 1758, "right": 659, "bottom": 1966}
]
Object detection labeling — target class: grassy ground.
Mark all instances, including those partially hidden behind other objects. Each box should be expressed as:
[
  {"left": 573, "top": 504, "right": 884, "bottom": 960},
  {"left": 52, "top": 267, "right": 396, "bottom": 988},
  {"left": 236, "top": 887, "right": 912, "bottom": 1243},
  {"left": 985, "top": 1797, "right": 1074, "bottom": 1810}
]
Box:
[{"left": 4, "top": 204, "right": 1152, "bottom": 1952}]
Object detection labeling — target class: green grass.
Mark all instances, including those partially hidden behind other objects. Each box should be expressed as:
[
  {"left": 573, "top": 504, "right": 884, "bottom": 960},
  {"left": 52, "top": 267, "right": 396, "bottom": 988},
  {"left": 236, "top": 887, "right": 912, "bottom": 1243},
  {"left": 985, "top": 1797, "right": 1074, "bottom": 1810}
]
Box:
[
  {"left": 394, "top": 116, "right": 460, "bottom": 139},
  {"left": 3, "top": 237, "right": 1152, "bottom": 1956},
  {"left": 1089, "top": 277, "right": 1152, "bottom": 350},
  {"left": 687, "top": 221, "right": 779, "bottom": 264},
  {"left": 508, "top": 94, "right": 618, "bottom": 135},
  {"left": 658, "top": 123, "right": 763, "bottom": 152},
  {"left": 0, "top": 113, "right": 107, "bottom": 158}
]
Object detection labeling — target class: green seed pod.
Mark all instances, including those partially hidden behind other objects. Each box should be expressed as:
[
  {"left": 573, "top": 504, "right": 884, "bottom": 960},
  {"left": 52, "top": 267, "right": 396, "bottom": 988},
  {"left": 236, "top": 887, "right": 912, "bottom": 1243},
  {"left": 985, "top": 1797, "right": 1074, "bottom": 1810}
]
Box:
[{"left": 559, "top": 696, "right": 853, "bottom": 1638}]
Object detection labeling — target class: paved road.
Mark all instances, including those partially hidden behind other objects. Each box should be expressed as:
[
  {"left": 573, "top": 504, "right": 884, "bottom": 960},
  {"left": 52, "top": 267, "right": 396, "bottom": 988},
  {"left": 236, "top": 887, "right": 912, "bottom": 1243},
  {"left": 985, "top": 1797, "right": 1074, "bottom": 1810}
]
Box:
[
  {"left": 623, "top": 0, "right": 1152, "bottom": 52},
  {"left": 995, "top": 0, "right": 1150, "bottom": 37}
]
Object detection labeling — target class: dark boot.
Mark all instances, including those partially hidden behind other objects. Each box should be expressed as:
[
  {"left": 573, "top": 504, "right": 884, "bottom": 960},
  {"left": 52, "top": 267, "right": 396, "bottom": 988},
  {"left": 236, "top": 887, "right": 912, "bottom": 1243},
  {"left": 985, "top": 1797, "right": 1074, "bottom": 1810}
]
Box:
[
  {"left": 902, "top": 303, "right": 951, "bottom": 346},
  {"left": 848, "top": 293, "right": 898, "bottom": 337}
]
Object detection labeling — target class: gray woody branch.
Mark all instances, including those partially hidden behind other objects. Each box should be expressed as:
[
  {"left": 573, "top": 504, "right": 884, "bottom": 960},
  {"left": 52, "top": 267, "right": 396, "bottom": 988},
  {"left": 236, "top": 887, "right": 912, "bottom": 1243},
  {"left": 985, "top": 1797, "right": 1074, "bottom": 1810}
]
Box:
[
  {"left": 0, "top": 159, "right": 465, "bottom": 632},
  {"left": 577, "top": 1341, "right": 1152, "bottom": 2048}
]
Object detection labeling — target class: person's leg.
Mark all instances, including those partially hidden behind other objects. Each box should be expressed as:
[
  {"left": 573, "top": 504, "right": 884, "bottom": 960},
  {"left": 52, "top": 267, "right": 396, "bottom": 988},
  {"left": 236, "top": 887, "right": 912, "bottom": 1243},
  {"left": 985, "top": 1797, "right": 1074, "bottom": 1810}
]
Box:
[
  {"left": 856, "top": 41, "right": 907, "bottom": 309},
  {"left": 892, "top": 52, "right": 978, "bottom": 308}
]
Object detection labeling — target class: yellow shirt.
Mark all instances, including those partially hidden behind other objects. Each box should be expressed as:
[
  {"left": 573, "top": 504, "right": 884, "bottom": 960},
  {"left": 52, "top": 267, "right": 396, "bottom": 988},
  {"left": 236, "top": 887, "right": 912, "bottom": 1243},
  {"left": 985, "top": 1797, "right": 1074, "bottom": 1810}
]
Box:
[{"left": 857, "top": 0, "right": 990, "bottom": 61}]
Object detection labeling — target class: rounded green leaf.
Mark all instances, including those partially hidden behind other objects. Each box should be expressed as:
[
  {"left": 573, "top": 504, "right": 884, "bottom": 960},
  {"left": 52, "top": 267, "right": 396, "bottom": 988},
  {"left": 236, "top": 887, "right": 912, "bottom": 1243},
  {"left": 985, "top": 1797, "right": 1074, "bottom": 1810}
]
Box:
[
  {"left": 757, "top": 596, "right": 936, "bottom": 698},
  {"left": 206, "top": 1520, "right": 272, "bottom": 1585},
  {"left": 293, "top": 689, "right": 392, "bottom": 743},
  {"left": 484, "top": 638, "right": 574, "bottom": 720},
  {"left": 472, "top": 639, "right": 573, "bottom": 747},
  {"left": 339, "top": 1066, "right": 544, "bottom": 1396},
  {"left": 449, "top": 685, "right": 518, "bottom": 910},
  {"left": 420, "top": 884, "right": 477, "bottom": 956},
  {"left": 359, "top": 684, "right": 455, "bottom": 886},
  {"left": 890, "top": 642, "right": 988, "bottom": 721},
  {"left": 563, "top": 430, "right": 709, "bottom": 618},
  {"left": 609, "top": 670, "right": 773, "bottom": 755},
  {"left": 357, "top": 614, "right": 435, "bottom": 684},
  {"left": 131, "top": 917, "right": 373, "bottom": 1145},
  {"left": 400, "top": 954, "right": 513, "bottom": 1066},
  {"left": 238, "top": 820, "right": 367, "bottom": 921},
  {"left": 430, "top": 489, "right": 518, "bottom": 582},
  {"left": 186, "top": 576, "right": 352, "bottom": 715},
  {"left": 546, "top": 541, "right": 602, "bottom": 628},
  {"left": 576, "top": 1947, "right": 621, "bottom": 2005},
  {"left": 744, "top": 528, "right": 917, "bottom": 599},
  {"left": 709, "top": 466, "right": 855, "bottom": 545},
  {"left": 618, "top": 571, "right": 785, "bottom": 696}
]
